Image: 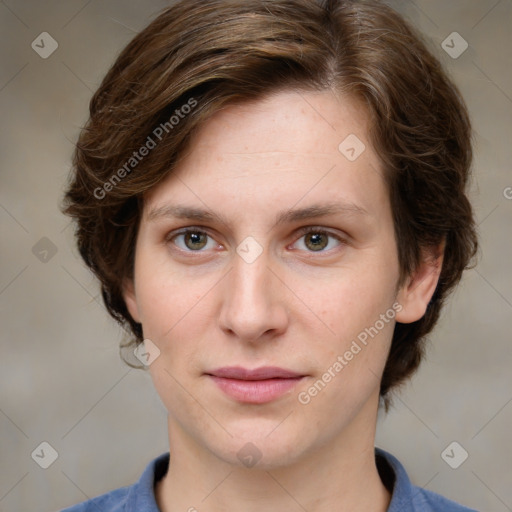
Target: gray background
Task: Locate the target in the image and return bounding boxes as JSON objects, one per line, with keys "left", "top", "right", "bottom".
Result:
{"left": 0, "top": 1, "right": 511, "bottom": 511}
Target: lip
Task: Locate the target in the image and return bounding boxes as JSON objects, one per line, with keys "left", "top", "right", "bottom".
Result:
{"left": 208, "top": 366, "right": 303, "bottom": 380}
{"left": 207, "top": 366, "right": 305, "bottom": 404}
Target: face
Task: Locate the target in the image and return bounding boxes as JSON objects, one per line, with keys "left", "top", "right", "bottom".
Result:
{"left": 124, "top": 90, "right": 435, "bottom": 469}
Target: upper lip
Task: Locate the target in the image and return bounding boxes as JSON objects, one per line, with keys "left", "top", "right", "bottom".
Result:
{"left": 207, "top": 366, "right": 304, "bottom": 380}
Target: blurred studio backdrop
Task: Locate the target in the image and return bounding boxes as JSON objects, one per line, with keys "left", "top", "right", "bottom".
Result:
{"left": 1, "top": 1, "right": 511, "bottom": 511}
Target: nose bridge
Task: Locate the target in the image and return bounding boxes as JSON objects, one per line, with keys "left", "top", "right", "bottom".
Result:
{"left": 232, "top": 251, "right": 269, "bottom": 304}
{"left": 219, "top": 247, "right": 287, "bottom": 340}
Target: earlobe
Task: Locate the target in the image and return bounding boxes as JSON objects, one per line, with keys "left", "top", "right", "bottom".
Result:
{"left": 395, "top": 243, "right": 444, "bottom": 324}
{"left": 122, "top": 278, "right": 141, "bottom": 324}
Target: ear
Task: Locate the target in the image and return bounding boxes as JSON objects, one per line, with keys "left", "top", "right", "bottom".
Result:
{"left": 122, "top": 278, "right": 141, "bottom": 324}
{"left": 395, "top": 242, "right": 445, "bottom": 324}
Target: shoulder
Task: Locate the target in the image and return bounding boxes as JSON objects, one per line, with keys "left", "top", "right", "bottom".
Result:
{"left": 376, "top": 448, "right": 479, "bottom": 512}
{"left": 59, "top": 453, "right": 170, "bottom": 512}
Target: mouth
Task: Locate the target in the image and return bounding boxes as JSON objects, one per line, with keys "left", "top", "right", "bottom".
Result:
{"left": 206, "top": 366, "right": 306, "bottom": 404}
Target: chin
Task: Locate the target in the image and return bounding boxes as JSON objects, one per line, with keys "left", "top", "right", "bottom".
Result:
{"left": 210, "top": 424, "right": 309, "bottom": 470}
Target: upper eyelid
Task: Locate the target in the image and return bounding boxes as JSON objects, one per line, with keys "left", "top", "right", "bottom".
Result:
{"left": 294, "top": 225, "right": 347, "bottom": 240}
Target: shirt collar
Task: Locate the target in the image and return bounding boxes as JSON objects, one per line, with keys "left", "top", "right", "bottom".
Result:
{"left": 125, "top": 448, "right": 414, "bottom": 511}
{"left": 125, "top": 452, "right": 169, "bottom": 512}
{"left": 375, "top": 447, "right": 416, "bottom": 511}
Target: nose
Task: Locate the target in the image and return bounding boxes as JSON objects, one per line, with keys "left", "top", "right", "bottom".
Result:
{"left": 218, "top": 249, "right": 289, "bottom": 343}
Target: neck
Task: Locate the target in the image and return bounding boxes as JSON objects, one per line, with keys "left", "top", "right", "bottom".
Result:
{"left": 156, "top": 397, "right": 390, "bottom": 512}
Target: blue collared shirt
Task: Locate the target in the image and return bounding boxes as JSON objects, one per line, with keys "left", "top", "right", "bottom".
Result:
{"left": 60, "top": 448, "right": 478, "bottom": 511}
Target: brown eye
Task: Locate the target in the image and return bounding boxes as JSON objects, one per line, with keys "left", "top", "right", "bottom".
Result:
{"left": 292, "top": 227, "right": 345, "bottom": 253}
{"left": 170, "top": 230, "right": 216, "bottom": 251}
{"left": 304, "top": 232, "right": 329, "bottom": 251}
{"left": 184, "top": 231, "right": 208, "bottom": 250}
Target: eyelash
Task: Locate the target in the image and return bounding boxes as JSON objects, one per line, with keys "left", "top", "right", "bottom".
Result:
{"left": 166, "top": 226, "right": 347, "bottom": 255}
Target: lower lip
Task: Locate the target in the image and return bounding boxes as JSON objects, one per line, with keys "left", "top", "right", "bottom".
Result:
{"left": 209, "top": 376, "right": 304, "bottom": 404}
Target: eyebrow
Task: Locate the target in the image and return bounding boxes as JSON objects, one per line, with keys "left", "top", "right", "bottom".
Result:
{"left": 147, "top": 201, "right": 369, "bottom": 227}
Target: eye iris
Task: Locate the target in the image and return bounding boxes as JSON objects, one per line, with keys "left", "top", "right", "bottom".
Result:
{"left": 305, "top": 232, "right": 328, "bottom": 251}
{"left": 185, "top": 232, "right": 207, "bottom": 250}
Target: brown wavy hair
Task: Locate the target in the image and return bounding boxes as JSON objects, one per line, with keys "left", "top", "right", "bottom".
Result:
{"left": 62, "top": 0, "right": 478, "bottom": 407}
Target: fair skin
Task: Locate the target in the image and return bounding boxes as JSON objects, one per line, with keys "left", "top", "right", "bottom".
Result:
{"left": 124, "top": 89, "right": 442, "bottom": 512}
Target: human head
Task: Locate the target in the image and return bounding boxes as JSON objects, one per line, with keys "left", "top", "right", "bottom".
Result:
{"left": 63, "top": 0, "right": 477, "bottom": 408}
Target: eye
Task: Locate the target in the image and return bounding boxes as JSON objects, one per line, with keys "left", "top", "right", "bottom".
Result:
{"left": 169, "top": 229, "right": 219, "bottom": 252}
{"left": 292, "top": 227, "right": 345, "bottom": 253}
{"left": 167, "top": 226, "right": 346, "bottom": 255}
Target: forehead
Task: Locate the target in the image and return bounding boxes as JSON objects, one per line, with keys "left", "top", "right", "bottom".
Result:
{"left": 144, "top": 89, "right": 388, "bottom": 222}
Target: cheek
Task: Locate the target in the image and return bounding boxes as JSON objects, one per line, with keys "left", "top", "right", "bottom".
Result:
{"left": 134, "top": 251, "right": 213, "bottom": 341}
{"left": 328, "top": 274, "right": 397, "bottom": 380}
{"left": 293, "top": 264, "right": 398, "bottom": 342}
{"left": 290, "top": 261, "right": 398, "bottom": 404}
{"left": 134, "top": 266, "right": 224, "bottom": 414}
{"left": 296, "top": 292, "right": 394, "bottom": 434}
{"left": 149, "top": 355, "right": 215, "bottom": 437}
